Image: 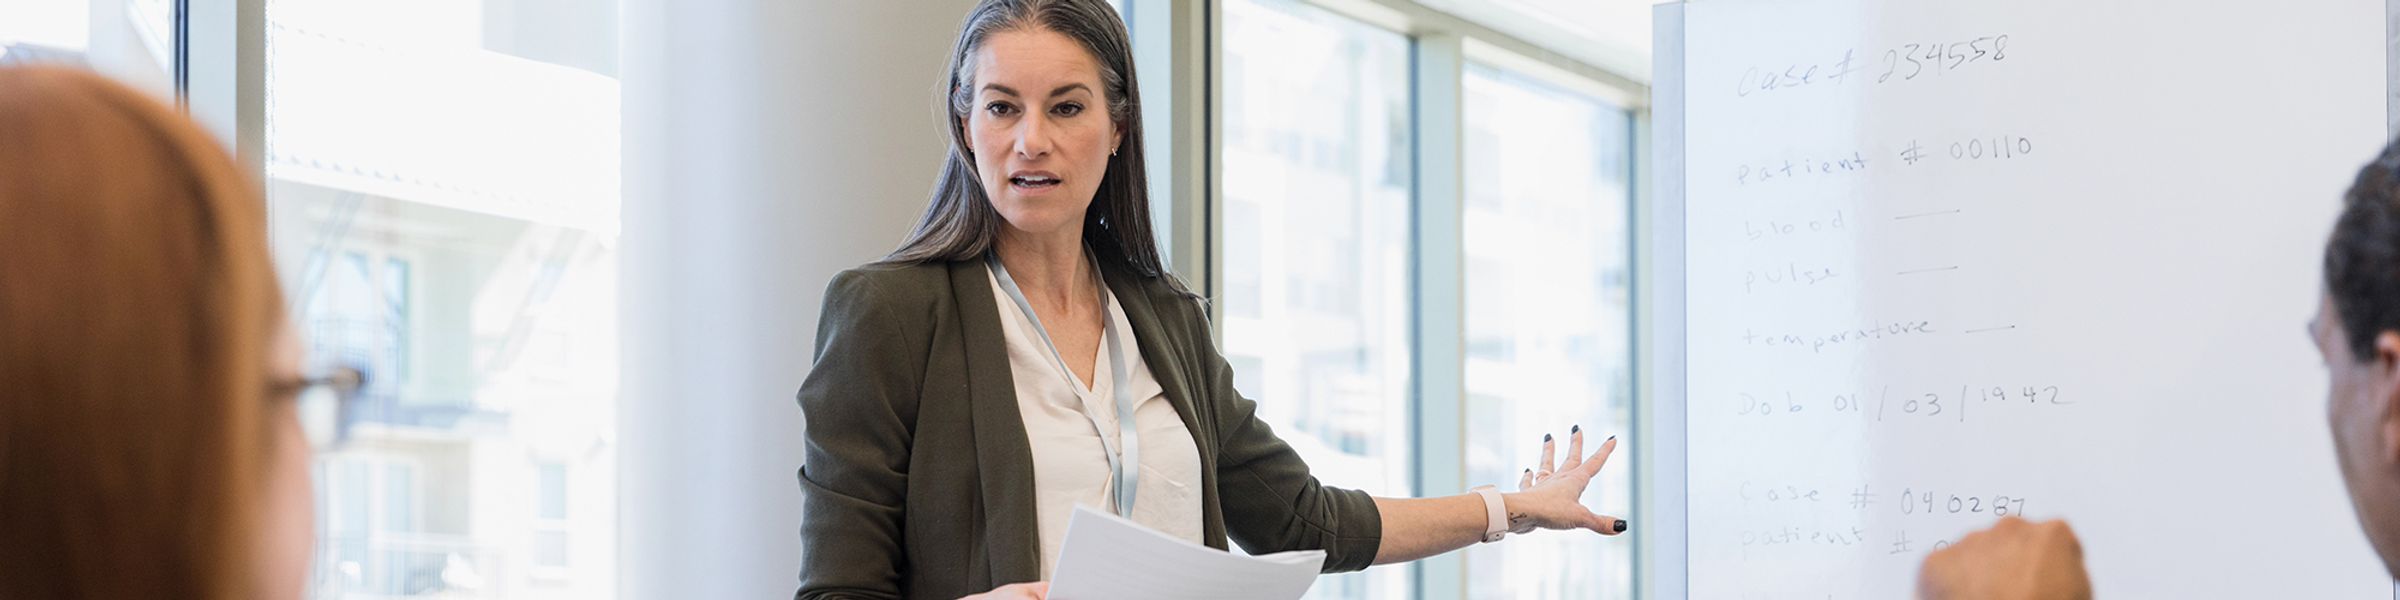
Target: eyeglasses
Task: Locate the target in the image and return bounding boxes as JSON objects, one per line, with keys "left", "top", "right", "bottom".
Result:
{"left": 287, "top": 366, "right": 367, "bottom": 451}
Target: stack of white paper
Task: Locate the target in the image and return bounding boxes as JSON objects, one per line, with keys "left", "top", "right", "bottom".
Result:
{"left": 1047, "top": 505, "right": 1326, "bottom": 600}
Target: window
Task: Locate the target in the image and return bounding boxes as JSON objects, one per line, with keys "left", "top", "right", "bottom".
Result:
{"left": 1221, "top": 0, "right": 1414, "bottom": 598}
{"left": 0, "top": 0, "right": 174, "bottom": 95}
{"left": 0, "top": 1, "right": 90, "bottom": 56}
{"left": 264, "top": 0, "right": 621, "bottom": 597}
{"left": 320, "top": 457, "right": 436, "bottom": 597}
{"left": 533, "top": 462, "right": 570, "bottom": 570}
{"left": 304, "top": 250, "right": 413, "bottom": 403}
{"left": 1458, "top": 63, "right": 1635, "bottom": 599}
{"left": 537, "top": 462, "right": 569, "bottom": 520}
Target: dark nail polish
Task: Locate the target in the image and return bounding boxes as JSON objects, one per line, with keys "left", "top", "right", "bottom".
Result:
{"left": 1571, "top": 424, "right": 1581, "bottom": 434}
{"left": 1614, "top": 520, "right": 1630, "bottom": 533}
{"left": 1607, "top": 435, "right": 1617, "bottom": 442}
{"left": 1543, "top": 434, "right": 1553, "bottom": 442}
{"left": 1524, "top": 468, "right": 1532, "bottom": 474}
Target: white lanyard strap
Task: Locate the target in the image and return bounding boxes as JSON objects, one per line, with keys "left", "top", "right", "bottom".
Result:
{"left": 988, "top": 252, "right": 1140, "bottom": 517}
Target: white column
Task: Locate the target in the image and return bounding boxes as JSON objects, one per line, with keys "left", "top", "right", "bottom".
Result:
{"left": 618, "top": 1, "right": 978, "bottom": 598}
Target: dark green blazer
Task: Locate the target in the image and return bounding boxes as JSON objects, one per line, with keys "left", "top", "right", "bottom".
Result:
{"left": 793, "top": 259, "right": 1384, "bottom": 600}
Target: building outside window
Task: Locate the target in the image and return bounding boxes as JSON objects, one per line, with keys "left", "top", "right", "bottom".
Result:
{"left": 1221, "top": 0, "right": 1415, "bottom": 597}
{"left": 1458, "top": 62, "right": 1636, "bottom": 600}
{"left": 262, "top": 0, "right": 622, "bottom": 597}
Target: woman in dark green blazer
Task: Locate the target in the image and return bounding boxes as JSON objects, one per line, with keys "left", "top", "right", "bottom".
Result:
{"left": 795, "top": 2, "right": 1626, "bottom": 598}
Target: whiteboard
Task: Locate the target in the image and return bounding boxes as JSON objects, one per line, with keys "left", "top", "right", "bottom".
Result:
{"left": 1670, "top": 0, "right": 2396, "bottom": 597}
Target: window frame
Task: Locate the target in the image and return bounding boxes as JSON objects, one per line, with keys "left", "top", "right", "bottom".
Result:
{"left": 180, "top": 0, "right": 263, "bottom": 173}
{"left": 1194, "top": 2, "right": 1649, "bottom": 599}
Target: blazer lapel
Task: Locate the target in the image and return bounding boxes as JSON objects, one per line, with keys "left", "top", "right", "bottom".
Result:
{"left": 1100, "top": 264, "right": 1229, "bottom": 550}
{"left": 948, "top": 261, "right": 1043, "bottom": 583}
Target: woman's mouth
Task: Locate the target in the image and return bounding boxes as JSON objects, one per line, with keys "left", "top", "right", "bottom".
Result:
{"left": 1009, "top": 171, "right": 1062, "bottom": 192}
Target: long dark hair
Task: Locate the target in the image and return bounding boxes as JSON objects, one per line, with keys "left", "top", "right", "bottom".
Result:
{"left": 882, "top": 0, "right": 1194, "bottom": 299}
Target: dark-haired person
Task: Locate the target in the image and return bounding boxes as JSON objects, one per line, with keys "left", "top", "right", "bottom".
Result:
{"left": 0, "top": 67, "right": 357, "bottom": 600}
{"left": 1915, "top": 138, "right": 2400, "bottom": 598}
{"left": 792, "top": 1, "right": 1628, "bottom": 599}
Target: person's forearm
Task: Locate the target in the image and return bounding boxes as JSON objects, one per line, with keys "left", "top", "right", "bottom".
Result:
{"left": 1371, "top": 494, "right": 1507, "bottom": 564}
{"left": 1371, "top": 432, "right": 1625, "bottom": 565}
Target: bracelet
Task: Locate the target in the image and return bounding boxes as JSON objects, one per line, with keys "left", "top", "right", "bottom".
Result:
{"left": 1469, "top": 485, "right": 1508, "bottom": 543}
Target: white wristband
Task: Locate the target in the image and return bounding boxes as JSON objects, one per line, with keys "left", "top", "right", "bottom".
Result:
{"left": 1470, "top": 485, "right": 1508, "bottom": 543}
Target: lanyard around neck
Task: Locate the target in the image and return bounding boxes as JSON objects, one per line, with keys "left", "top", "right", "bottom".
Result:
{"left": 987, "top": 252, "right": 1140, "bottom": 517}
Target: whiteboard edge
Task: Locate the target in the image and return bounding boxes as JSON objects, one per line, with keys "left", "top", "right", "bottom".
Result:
{"left": 2388, "top": 0, "right": 2399, "bottom": 139}
{"left": 1636, "top": 3, "right": 1690, "bottom": 599}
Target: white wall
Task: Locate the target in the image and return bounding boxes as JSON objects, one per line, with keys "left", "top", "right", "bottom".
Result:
{"left": 617, "top": 1, "right": 978, "bottom": 597}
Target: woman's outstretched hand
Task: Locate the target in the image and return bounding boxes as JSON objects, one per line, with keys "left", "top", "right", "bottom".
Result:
{"left": 1507, "top": 428, "right": 1627, "bottom": 536}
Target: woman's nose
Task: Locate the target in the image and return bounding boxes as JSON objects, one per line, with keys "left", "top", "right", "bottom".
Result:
{"left": 1013, "top": 116, "right": 1052, "bottom": 158}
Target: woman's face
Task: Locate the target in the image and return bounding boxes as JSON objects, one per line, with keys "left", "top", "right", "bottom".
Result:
{"left": 964, "top": 28, "right": 1121, "bottom": 239}
{"left": 259, "top": 325, "right": 314, "bottom": 600}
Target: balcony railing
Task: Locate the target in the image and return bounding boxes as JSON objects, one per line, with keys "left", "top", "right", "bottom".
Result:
{"left": 312, "top": 533, "right": 502, "bottom": 599}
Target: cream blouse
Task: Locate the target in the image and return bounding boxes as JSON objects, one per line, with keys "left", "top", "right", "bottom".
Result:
{"left": 985, "top": 266, "right": 1205, "bottom": 579}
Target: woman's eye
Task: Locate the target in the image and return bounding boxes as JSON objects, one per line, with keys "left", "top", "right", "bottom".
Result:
{"left": 1052, "top": 103, "right": 1083, "bottom": 117}
{"left": 985, "top": 102, "right": 1016, "bottom": 117}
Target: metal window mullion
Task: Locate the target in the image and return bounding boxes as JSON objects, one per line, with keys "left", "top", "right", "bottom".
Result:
{"left": 1200, "top": 0, "right": 1224, "bottom": 335}
{"left": 182, "top": 0, "right": 265, "bottom": 178}
{"left": 1410, "top": 30, "right": 1466, "bottom": 600}
{"left": 1132, "top": 0, "right": 1214, "bottom": 301}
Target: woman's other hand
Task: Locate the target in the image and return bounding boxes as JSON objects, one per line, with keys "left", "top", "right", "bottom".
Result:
{"left": 1507, "top": 428, "right": 1626, "bottom": 536}
{"left": 960, "top": 582, "right": 1048, "bottom": 600}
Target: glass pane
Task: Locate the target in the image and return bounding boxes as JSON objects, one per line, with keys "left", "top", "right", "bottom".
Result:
{"left": 265, "top": 0, "right": 621, "bottom": 598}
{"left": 383, "top": 463, "right": 418, "bottom": 533}
{"left": 1460, "top": 64, "right": 1635, "bottom": 599}
{"left": 0, "top": 0, "right": 174, "bottom": 95}
{"left": 385, "top": 258, "right": 413, "bottom": 381}
{"left": 0, "top": 0, "right": 89, "bottom": 52}
{"left": 333, "top": 459, "right": 372, "bottom": 535}
{"left": 1221, "top": 1, "right": 1412, "bottom": 598}
{"left": 537, "top": 463, "right": 568, "bottom": 520}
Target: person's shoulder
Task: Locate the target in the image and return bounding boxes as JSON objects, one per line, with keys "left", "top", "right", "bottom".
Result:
{"left": 822, "top": 260, "right": 962, "bottom": 313}
{"left": 1141, "top": 278, "right": 1207, "bottom": 320}
{"left": 830, "top": 260, "right": 949, "bottom": 290}
{"left": 1108, "top": 264, "right": 1210, "bottom": 330}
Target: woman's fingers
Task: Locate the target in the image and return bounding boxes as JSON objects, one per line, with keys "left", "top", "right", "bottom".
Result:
{"left": 1560, "top": 426, "right": 1585, "bottom": 473}
{"left": 1585, "top": 511, "right": 1628, "bottom": 536}
{"left": 1518, "top": 468, "right": 1535, "bottom": 491}
{"left": 1581, "top": 435, "right": 1618, "bottom": 477}
{"left": 1537, "top": 433, "right": 1557, "bottom": 479}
